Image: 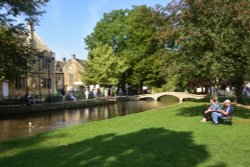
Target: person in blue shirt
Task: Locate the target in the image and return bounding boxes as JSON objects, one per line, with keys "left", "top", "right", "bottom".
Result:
{"left": 201, "top": 97, "right": 220, "bottom": 122}
{"left": 212, "top": 99, "right": 233, "bottom": 125}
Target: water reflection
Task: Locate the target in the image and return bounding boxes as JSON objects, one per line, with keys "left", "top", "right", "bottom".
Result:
{"left": 0, "top": 100, "right": 177, "bottom": 141}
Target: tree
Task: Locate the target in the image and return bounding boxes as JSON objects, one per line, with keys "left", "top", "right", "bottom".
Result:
{"left": 124, "top": 5, "right": 163, "bottom": 92}
{"left": 0, "top": 0, "right": 49, "bottom": 25}
{"left": 85, "top": 9, "right": 129, "bottom": 54}
{"left": 85, "top": 6, "right": 165, "bottom": 93}
{"left": 157, "top": 0, "right": 250, "bottom": 102}
{"left": 0, "top": 0, "right": 49, "bottom": 79}
{"left": 0, "top": 25, "right": 36, "bottom": 79}
{"left": 83, "top": 43, "right": 128, "bottom": 86}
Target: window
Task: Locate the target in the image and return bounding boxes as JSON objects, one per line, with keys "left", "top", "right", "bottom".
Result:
{"left": 56, "top": 64, "right": 62, "bottom": 72}
{"left": 42, "top": 59, "right": 48, "bottom": 69}
{"left": 69, "top": 74, "right": 73, "bottom": 83}
{"left": 15, "top": 78, "right": 26, "bottom": 89}
{"left": 41, "top": 78, "right": 48, "bottom": 88}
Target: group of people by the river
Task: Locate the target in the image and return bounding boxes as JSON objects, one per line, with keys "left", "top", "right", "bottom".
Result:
{"left": 23, "top": 86, "right": 127, "bottom": 105}
{"left": 200, "top": 97, "right": 234, "bottom": 125}
{"left": 60, "top": 86, "right": 126, "bottom": 103}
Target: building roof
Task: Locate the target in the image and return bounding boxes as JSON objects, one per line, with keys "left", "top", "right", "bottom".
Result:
{"left": 55, "top": 61, "right": 64, "bottom": 70}
{"left": 67, "top": 54, "right": 85, "bottom": 66}
{"left": 33, "top": 32, "right": 52, "bottom": 53}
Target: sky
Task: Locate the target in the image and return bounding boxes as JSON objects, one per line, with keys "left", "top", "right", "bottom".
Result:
{"left": 35, "top": 0, "right": 170, "bottom": 61}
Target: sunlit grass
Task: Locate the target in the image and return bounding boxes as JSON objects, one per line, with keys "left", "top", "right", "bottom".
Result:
{"left": 0, "top": 102, "right": 250, "bottom": 167}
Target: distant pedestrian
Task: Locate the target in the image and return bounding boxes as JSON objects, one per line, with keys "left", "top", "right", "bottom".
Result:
{"left": 26, "top": 93, "right": 34, "bottom": 106}
{"left": 97, "top": 88, "right": 101, "bottom": 97}
{"left": 61, "top": 87, "right": 65, "bottom": 102}
{"left": 93, "top": 88, "right": 97, "bottom": 98}
{"left": 225, "top": 86, "right": 230, "bottom": 95}
{"left": 243, "top": 87, "right": 248, "bottom": 97}
{"left": 104, "top": 88, "right": 108, "bottom": 98}
{"left": 85, "top": 89, "right": 89, "bottom": 99}
{"left": 118, "top": 88, "right": 123, "bottom": 96}
{"left": 70, "top": 93, "right": 77, "bottom": 102}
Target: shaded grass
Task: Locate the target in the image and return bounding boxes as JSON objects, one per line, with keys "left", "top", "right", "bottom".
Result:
{"left": 187, "top": 96, "right": 250, "bottom": 105}
{"left": 0, "top": 102, "right": 250, "bottom": 167}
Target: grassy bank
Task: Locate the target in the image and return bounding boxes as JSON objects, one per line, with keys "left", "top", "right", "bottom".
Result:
{"left": 0, "top": 102, "right": 250, "bottom": 167}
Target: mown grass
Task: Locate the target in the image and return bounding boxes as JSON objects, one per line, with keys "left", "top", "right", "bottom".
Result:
{"left": 0, "top": 102, "right": 250, "bottom": 167}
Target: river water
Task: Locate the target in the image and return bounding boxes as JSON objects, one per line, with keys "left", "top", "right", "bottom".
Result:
{"left": 0, "top": 97, "right": 178, "bottom": 142}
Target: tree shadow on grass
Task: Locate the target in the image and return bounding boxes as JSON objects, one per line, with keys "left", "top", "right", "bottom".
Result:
{"left": 0, "top": 128, "right": 209, "bottom": 167}
{"left": 232, "top": 106, "right": 250, "bottom": 119}
{"left": 176, "top": 104, "right": 208, "bottom": 117}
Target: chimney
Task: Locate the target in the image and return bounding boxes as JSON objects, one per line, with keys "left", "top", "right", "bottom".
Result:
{"left": 28, "top": 22, "right": 34, "bottom": 43}
{"left": 71, "top": 54, "right": 76, "bottom": 59}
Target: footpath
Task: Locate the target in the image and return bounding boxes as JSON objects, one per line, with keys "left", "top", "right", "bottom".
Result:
{"left": 0, "top": 99, "right": 115, "bottom": 116}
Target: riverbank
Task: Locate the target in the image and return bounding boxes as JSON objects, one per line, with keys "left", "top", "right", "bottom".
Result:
{"left": 0, "top": 99, "right": 116, "bottom": 116}
{"left": 0, "top": 102, "right": 250, "bottom": 167}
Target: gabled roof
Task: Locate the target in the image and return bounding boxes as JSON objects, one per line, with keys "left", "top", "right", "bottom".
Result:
{"left": 33, "top": 32, "right": 52, "bottom": 53}
{"left": 55, "top": 61, "right": 64, "bottom": 68}
{"left": 75, "top": 58, "right": 85, "bottom": 65}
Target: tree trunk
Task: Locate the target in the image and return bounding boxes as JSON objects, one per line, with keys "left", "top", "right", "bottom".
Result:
{"left": 235, "top": 82, "right": 243, "bottom": 104}
{"left": 205, "top": 87, "right": 209, "bottom": 94}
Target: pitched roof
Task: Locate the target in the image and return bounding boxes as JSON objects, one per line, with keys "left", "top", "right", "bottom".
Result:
{"left": 33, "top": 32, "right": 52, "bottom": 53}
{"left": 55, "top": 61, "right": 64, "bottom": 68}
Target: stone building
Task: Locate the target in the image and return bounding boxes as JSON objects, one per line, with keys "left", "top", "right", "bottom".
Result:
{"left": 63, "top": 54, "right": 85, "bottom": 92}
{"left": 55, "top": 60, "right": 65, "bottom": 93}
{"left": 0, "top": 30, "right": 56, "bottom": 99}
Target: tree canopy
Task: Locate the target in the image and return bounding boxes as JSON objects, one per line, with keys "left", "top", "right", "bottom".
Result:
{"left": 84, "top": 0, "right": 250, "bottom": 101}
{"left": 84, "top": 5, "right": 166, "bottom": 92}
{"left": 83, "top": 43, "right": 128, "bottom": 86}
{"left": 0, "top": 0, "right": 49, "bottom": 79}
{"left": 158, "top": 0, "right": 250, "bottom": 101}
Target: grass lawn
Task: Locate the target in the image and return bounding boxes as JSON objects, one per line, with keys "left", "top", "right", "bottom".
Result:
{"left": 0, "top": 102, "right": 250, "bottom": 167}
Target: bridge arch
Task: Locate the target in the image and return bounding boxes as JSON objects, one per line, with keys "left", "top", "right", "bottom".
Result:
{"left": 138, "top": 94, "right": 183, "bottom": 103}
{"left": 139, "top": 97, "right": 156, "bottom": 101}
{"left": 137, "top": 92, "right": 205, "bottom": 103}
{"left": 154, "top": 94, "right": 181, "bottom": 102}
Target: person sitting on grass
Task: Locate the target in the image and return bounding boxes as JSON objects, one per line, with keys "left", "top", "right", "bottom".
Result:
{"left": 200, "top": 97, "right": 220, "bottom": 122}
{"left": 211, "top": 99, "right": 233, "bottom": 125}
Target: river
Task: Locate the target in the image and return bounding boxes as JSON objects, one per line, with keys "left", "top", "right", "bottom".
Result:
{"left": 0, "top": 97, "right": 178, "bottom": 142}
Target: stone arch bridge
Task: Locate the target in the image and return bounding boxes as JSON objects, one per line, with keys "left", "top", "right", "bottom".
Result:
{"left": 137, "top": 92, "right": 206, "bottom": 103}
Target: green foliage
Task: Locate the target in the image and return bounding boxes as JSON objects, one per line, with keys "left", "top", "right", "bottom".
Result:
{"left": 0, "top": 0, "right": 49, "bottom": 79}
{"left": 0, "top": 0, "right": 49, "bottom": 25}
{"left": 0, "top": 25, "right": 36, "bottom": 79}
{"left": 156, "top": 0, "right": 250, "bottom": 101}
{"left": 162, "top": 76, "right": 178, "bottom": 91}
{"left": 125, "top": 6, "right": 159, "bottom": 60}
{"left": 124, "top": 6, "right": 164, "bottom": 90}
{"left": 84, "top": 0, "right": 250, "bottom": 98}
{"left": 85, "top": 9, "right": 129, "bottom": 53}
{"left": 83, "top": 43, "right": 128, "bottom": 86}
{"left": 85, "top": 5, "right": 166, "bottom": 91}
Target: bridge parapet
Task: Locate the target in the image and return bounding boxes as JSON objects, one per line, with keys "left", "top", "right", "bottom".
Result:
{"left": 137, "top": 92, "right": 206, "bottom": 103}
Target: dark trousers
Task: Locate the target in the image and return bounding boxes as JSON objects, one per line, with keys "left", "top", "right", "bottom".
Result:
{"left": 203, "top": 112, "right": 212, "bottom": 120}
